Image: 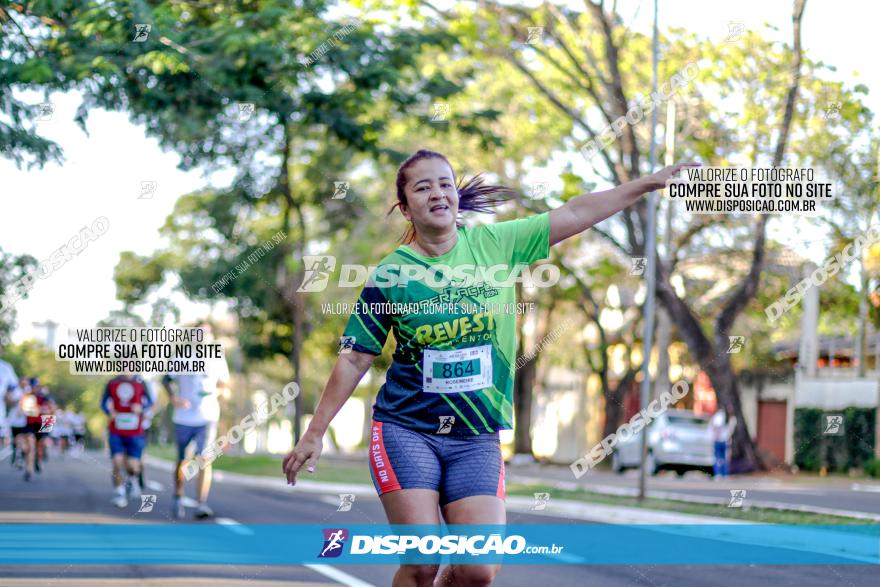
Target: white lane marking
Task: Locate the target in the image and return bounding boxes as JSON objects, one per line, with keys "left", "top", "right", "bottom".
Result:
{"left": 303, "top": 564, "right": 378, "bottom": 587}
{"left": 215, "top": 517, "right": 255, "bottom": 535}
{"left": 851, "top": 483, "right": 880, "bottom": 493}
{"left": 145, "top": 480, "right": 164, "bottom": 492}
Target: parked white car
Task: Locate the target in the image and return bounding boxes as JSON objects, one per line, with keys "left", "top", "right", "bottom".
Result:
{"left": 611, "top": 410, "right": 715, "bottom": 476}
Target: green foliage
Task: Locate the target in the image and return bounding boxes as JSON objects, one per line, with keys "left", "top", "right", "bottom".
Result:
{"left": 0, "top": 247, "right": 38, "bottom": 345}
{"left": 794, "top": 407, "right": 876, "bottom": 472}
{"left": 114, "top": 251, "right": 167, "bottom": 306}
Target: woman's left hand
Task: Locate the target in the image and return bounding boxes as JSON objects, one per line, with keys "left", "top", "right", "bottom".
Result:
{"left": 642, "top": 161, "right": 701, "bottom": 192}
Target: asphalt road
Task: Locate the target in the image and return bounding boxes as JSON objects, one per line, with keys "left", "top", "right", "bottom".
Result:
{"left": 1, "top": 449, "right": 877, "bottom": 586}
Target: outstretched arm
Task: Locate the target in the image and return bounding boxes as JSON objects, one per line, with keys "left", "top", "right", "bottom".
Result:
{"left": 548, "top": 162, "right": 700, "bottom": 247}
{"left": 282, "top": 349, "right": 376, "bottom": 485}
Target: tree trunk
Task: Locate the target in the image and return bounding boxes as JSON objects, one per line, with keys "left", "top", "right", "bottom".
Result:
{"left": 602, "top": 369, "right": 636, "bottom": 438}
{"left": 513, "top": 351, "right": 536, "bottom": 455}
{"left": 705, "top": 351, "right": 762, "bottom": 472}
{"left": 857, "top": 257, "right": 868, "bottom": 377}
{"left": 654, "top": 266, "right": 763, "bottom": 472}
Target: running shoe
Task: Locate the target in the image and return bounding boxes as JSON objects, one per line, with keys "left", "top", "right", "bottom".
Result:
{"left": 194, "top": 503, "right": 214, "bottom": 519}
{"left": 128, "top": 480, "right": 143, "bottom": 499}
{"left": 172, "top": 496, "right": 186, "bottom": 519}
{"left": 112, "top": 488, "right": 128, "bottom": 508}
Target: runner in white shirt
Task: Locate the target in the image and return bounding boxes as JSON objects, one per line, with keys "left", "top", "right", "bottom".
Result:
{"left": 161, "top": 324, "right": 230, "bottom": 519}
{"left": 0, "top": 359, "right": 18, "bottom": 449}
{"left": 68, "top": 411, "right": 86, "bottom": 452}
{"left": 6, "top": 377, "right": 28, "bottom": 469}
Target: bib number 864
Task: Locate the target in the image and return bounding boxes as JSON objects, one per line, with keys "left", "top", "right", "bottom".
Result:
{"left": 439, "top": 359, "right": 478, "bottom": 379}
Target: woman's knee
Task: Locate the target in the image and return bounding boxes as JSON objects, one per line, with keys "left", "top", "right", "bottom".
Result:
{"left": 398, "top": 563, "right": 439, "bottom": 587}
{"left": 450, "top": 563, "right": 500, "bottom": 586}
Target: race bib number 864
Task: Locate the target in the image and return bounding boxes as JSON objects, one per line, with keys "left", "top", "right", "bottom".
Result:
{"left": 422, "top": 345, "right": 492, "bottom": 393}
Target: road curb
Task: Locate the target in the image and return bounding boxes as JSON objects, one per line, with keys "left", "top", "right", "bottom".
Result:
{"left": 510, "top": 474, "right": 880, "bottom": 522}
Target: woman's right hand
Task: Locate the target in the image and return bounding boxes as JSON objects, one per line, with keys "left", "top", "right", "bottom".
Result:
{"left": 282, "top": 432, "right": 323, "bottom": 486}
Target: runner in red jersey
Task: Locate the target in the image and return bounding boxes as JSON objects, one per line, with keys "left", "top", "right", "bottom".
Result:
{"left": 102, "top": 373, "right": 153, "bottom": 508}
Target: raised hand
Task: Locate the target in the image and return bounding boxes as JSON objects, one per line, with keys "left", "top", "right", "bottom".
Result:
{"left": 642, "top": 161, "right": 701, "bottom": 192}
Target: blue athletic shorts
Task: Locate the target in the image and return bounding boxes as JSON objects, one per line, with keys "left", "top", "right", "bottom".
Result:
{"left": 108, "top": 432, "right": 145, "bottom": 459}
{"left": 368, "top": 420, "right": 506, "bottom": 507}
{"left": 174, "top": 423, "right": 217, "bottom": 461}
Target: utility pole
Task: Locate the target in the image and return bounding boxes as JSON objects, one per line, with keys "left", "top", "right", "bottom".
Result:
{"left": 654, "top": 100, "right": 677, "bottom": 402}
{"left": 637, "top": 0, "right": 660, "bottom": 501}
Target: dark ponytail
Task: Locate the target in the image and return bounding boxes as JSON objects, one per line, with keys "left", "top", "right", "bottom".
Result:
{"left": 387, "top": 149, "right": 513, "bottom": 244}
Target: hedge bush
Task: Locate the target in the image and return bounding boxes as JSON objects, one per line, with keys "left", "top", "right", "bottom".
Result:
{"left": 793, "top": 407, "right": 875, "bottom": 472}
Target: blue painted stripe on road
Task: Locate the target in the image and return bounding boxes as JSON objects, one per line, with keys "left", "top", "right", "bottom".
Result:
{"left": 0, "top": 524, "right": 876, "bottom": 565}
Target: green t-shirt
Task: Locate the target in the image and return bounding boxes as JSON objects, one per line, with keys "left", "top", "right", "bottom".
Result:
{"left": 342, "top": 212, "right": 551, "bottom": 435}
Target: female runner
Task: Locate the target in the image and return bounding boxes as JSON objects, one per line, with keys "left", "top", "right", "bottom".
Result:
{"left": 284, "top": 149, "right": 697, "bottom": 586}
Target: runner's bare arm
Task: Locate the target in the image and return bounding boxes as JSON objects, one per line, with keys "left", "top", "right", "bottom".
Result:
{"left": 283, "top": 349, "right": 376, "bottom": 484}
{"left": 548, "top": 162, "right": 700, "bottom": 246}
